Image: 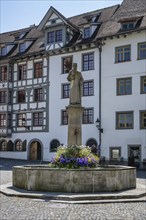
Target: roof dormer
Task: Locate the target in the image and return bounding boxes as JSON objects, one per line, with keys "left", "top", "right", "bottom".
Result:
{"left": 37, "top": 6, "right": 80, "bottom": 51}
{"left": 0, "top": 43, "right": 16, "bottom": 57}
{"left": 118, "top": 16, "right": 143, "bottom": 31}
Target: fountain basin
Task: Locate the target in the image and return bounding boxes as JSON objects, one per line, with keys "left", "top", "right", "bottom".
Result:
{"left": 13, "top": 165, "right": 136, "bottom": 193}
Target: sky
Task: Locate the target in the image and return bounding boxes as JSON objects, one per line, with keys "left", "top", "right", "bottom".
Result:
{"left": 0, "top": 0, "right": 122, "bottom": 33}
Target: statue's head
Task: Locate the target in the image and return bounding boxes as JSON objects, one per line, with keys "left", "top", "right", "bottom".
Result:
{"left": 73, "top": 63, "right": 77, "bottom": 70}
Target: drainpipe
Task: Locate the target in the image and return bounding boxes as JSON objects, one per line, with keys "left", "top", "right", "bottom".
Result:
{"left": 97, "top": 40, "right": 103, "bottom": 157}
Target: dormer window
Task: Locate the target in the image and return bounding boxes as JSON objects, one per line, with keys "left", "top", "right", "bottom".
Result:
{"left": 122, "top": 22, "right": 135, "bottom": 30}
{"left": 19, "top": 43, "right": 26, "bottom": 53}
{"left": 15, "top": 32, "right": 27, "bottom": 40}
{"left": 47, "top": 29, "right": 62, "bottom": 44}
{"left": 1, "top": 47, "right": 7, "bottom": 56}
{"left": 84, "top": 27, "right": 90, "bottom": 38}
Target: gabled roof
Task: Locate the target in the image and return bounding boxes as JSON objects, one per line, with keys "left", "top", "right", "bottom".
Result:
{"left": 37, "top": 6, "right": 80, "bottom": 33}
{"left": 97, "top": 0, "right": 146, "bottom": 38}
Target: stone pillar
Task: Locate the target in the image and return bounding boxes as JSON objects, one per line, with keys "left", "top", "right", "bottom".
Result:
{"left": 66, "top": 105, "right": 84, "bottom": 146}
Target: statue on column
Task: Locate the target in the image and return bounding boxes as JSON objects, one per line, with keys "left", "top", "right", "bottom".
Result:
{"left": 67, "top": 63, "right": 83, "bottom": 105}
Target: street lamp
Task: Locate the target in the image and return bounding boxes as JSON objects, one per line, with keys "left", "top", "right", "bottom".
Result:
{"left": 95, "top": 118, "right": 103, "bottom": 133}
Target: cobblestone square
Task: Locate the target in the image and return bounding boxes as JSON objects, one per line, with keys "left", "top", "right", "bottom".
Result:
{"left": 0, "top": 159, "right": 146, "bottom": 220}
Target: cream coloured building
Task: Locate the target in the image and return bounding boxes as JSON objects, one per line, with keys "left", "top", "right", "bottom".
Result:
{"left": 0, "top": 0, "right": 146, "bottom": 167}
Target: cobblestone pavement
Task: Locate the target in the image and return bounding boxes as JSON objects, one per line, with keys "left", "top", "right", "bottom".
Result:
{"left": 0, "top": 158, "right": 146, "bottom": 220}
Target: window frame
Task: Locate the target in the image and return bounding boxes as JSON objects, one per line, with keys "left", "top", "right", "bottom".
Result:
{"left": 83, "top": 108, "right": 94, "bottom": 124}
{"left": 33, "top": 112, "right": 43, "bottom": 126}
{"left": 110, "top": 147, "right": 121, "bottom": 160}
{"left": 0, "top": 114, "right": 6, "bottom": 127}
{"left": 138, "top": 42, "right": 146, "bottom": 60}
{"left": 15, "top": 140, "right": 23, "bottom": 151}
{"left": 83, "top": 80, "right": 94, "bottom": 96}
{"left": 140, "top": 110, "right": 146, "bottom": 129}
{"left": 116, "top": 111, "right": 134, "bottom": 129}
{"left": 34, "top": 62, "right": 43, "bottom": 78}
{"left": 117, "top": 77, "right": 132, "bottom": 95}
{"left": 0, "top": 66, "right": 7, "bottom": 81}
{"left": 84, "top": 27, "right": 91, "bottom": 38}
{"left": 19, "top": 42, "right": 26, "bottom": 53}
{"left": 82, "top": 52, "right": 94, "bottom": 71}
{"left": 17, "top": 113, "right": 26, "bottom": 127}
{"left": 140, "top": 76, "right": 146, "bottom": 94}
{"left": 18, "top": 64, "right": 27, "bottom": 80}
{"left": 34, "top": 88, "right": 43, "bottom": 102}
{"left": 62, "top": 56, "right": 73, "bottom": 74}
{"left": 61, "top": 110, "right": 68, "bottom": 125}
{"left": 1, "top": 140, "right": 7, "bottom": 151}
{"left": 17, "top": 90, "right": 25, "bottom": 103}
{"left": 47, "top": 29, "right": 63, "bottom": 44}
{"left": 0, "top": 91, "right": 7, "bottom": 103}
{"left": 62, "top": 83, "right": 70, "bottom": 99}
{"left": 115, "top": 45, "right": 131, "bottom": 63}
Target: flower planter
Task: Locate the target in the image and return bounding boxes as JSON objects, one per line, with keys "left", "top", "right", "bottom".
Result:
{"left": 13, "top": 165, "right": 136, "bottom": 192}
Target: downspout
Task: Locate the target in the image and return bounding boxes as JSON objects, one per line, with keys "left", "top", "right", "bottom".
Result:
{"left": 98, "top": 40, "right": 102, "bottom": 157}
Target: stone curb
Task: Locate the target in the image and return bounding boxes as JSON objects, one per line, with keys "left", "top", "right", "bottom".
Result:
{"left": 0, "top": 182, "right": 146, "bottom": 204}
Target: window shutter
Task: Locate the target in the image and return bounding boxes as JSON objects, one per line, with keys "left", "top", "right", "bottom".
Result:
{"left": 22, "top": 140, "right": 27, "bottom": 151}
{"left": 7, "top": 140, "right": 14, "bottom": 151}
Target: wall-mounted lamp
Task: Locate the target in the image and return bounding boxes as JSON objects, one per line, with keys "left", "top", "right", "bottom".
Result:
{"left": 95, "top": 118, "right": 103, "bottom": 133}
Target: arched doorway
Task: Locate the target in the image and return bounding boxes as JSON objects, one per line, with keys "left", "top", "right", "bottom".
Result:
{"left": 29, "top": 141, "right": 42, "bottom": 161}
{"left": 86, "top": 138, "right": 98, "bottom": 147}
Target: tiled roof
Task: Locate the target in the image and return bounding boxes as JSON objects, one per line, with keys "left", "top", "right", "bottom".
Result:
{"left": 0, "top": 0, "right": 146, "bottom": 60}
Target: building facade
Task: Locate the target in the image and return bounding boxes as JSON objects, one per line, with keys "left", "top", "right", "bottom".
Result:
{"left": 0, "top": 0, "right": 146, "bottom": 167}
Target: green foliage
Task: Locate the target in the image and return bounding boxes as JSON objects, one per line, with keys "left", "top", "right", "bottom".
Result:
{"left": 49, "top": 145, "right": 99, "bottom": 169}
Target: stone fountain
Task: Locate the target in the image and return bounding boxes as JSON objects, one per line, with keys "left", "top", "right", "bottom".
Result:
{"left": 12, "top": 63, "right": 136, "bottom": 193}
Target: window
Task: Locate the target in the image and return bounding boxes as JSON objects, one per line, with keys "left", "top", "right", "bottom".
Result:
{"left": 47, "top": 29, "right": 62, "bottom": 44}
{"left": 117, "top": 78, "right": 132, "bottom": 95}
{"left": 50, "top": 139, "right": 60, "bottom": 152}
{"left": 82, "top": 53, "right": 94, "bottom": 71}
{"left": 1, "top": 47, "right": 7, "bottom": 56}
{"left": 110, "top": 147, "right": 121, "bottom": 160}
{"left": 140, "top": 111, "right": 146, "bottom": 129}
{"left": 115, "top": 45, "right": 131, "bottom": 63}
{"left": 33, "top": 112, "right": 43, "bottom": 126}
{"left": 0, "top": 114, "right": 6, "bottom": 127}
{"left": 62, "top": 56, "right": 72, "bottom": 73}
{"left": 121, "top": 22, "right": 135, "bottom": 30}
{"left": 18, "top": 65, "right": 27, "bottom": 80}
{"left": 1, "top": 141, "right": 7, "bottom": 151}
{"left": 140, "top": 76, "right": 146, "bottom": 94}
{"left": 83, "top": 80, "right": 94, "bottom": 96}
{"left": 18, "top": 90, "right": 25, "bottom": 103}
{"left": 86, "top": 139, "right": 97, "bottom": 147}
{"left": 15, "top": 140, "right": 23, "bottom": 151}
{"left": 0, "top": 91, "right": 7, "bottom": 103}
{"left": 17, "top": 113, "right": 26, "bottom": 127}
{"left": 61, "top": 110, "right": 68, "bottom": 125}
{"left": 47, "top": 31, "right": 54, "bottom": 43}
{"left": 7, "top": 114, "right": 11, "bottom": 127}
{"left": 83, "top": 108, "right": 94, "bottom": 124}
{"left": 62, "top": 84, "right": 70, "bottom": 98}
{"left": 116, "top": 111, "right": 133, "bottom": 129}
{"left": 19, "top": 43, "right": 26, "bottom": 53}
{"left": 84, "top": 27, "right": 90, "bottom": 38}
{"left": 0, "top": 66, "right": 7, "bottom": 81}
{"left": 55, "top": 30, "right": 62, "bottom": 42}
{"left": 8, "top": 91, "right": 12, "bottom": 103}
{"left": 138, "top": 42, "right": 146, "bottom": 60}
{"left": 9, "top": 65, "right": 13, "bottom": 81}
{"left": 34, "top": 88, "right": 43, "bottom": 101}
{"left": 34, "top": 62, "right": 43, "bottom": 78}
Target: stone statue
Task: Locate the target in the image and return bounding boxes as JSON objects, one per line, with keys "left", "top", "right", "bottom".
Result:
{"left": 67, "top": 63, "right": 83, "bottom": 105}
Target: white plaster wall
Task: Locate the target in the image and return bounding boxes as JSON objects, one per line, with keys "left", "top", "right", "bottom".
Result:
{"left": 101, "top": 31, "right": 146, "bottom": 160}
